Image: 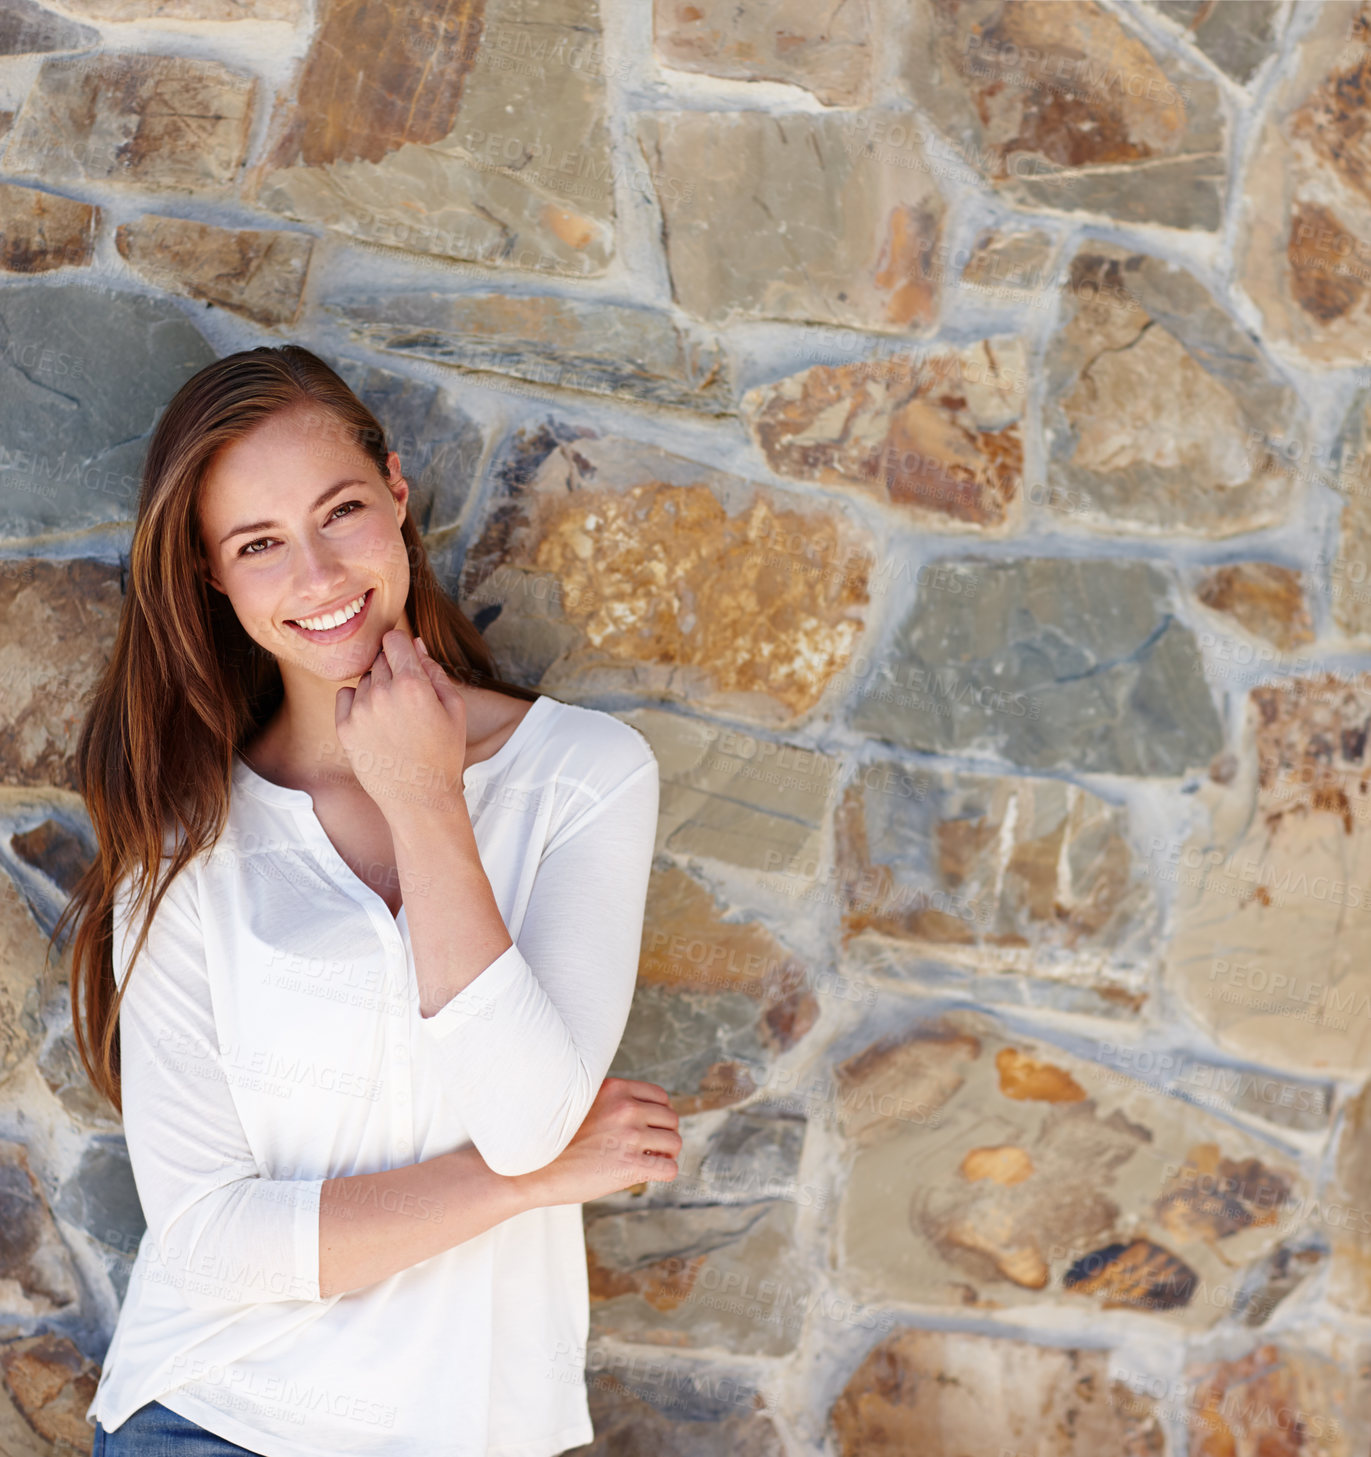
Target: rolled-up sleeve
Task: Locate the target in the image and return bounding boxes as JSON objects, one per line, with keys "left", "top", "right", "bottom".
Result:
{"left": 415, "top": 753, "right": 660, "bottom": 1178}
{"left": 114, "top": 863, "right": 327, "bottom": 1310}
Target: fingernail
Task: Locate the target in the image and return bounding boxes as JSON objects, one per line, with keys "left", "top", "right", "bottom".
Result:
{"left": 416, "top": 636, "right": 428, "bottom": 654}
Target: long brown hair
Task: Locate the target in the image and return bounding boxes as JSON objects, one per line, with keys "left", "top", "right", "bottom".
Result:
{"left": 51, "top": 344, "right": 541, "bottom": 1113}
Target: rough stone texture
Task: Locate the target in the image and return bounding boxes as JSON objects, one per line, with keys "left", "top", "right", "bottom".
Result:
{"left": 248, "top": 0, "right": 613, "bottom": 277}
{"left": 0, "top": 0, "right": 98, "bottom": 55}
{"left": 833, "top": 764, "right": 1161, "bottom": 1016}
{"left": 742, "top": 338, "right": 1026, "bottom": 529}
{"left": 0, "top": 873, "right": 49, "bottom": 1089}
{"left": 653, "top": 0, "right": 872, "bottom": 107}
{"left": 0, "top": 284, "right": 217, "bottom": 543}
{"left": 332, "top": 292, "right": 732, "bottom": 413}
{"left": 321, "top": 356, "right": 485, "bottom": 540}
{"left": 461, "top": 432, "right": 872, "bottom": 722}
{"left": 53, "top": 0, "right": 299, "bottom": 16}
{"left": 829, "top": 1328, "right": 1165, "bottom": 1455}
{"left": 0, "top": 563, "right": 124, "bottom": 789}
{"left": 585, "top": 1197, "right": 808, "bottom": 1354}
{"left": 0, "top": 1142, "right": 81, "bottom": 1320}
{"left": 1329, "top": 390, "right": 1371, "bottom": 641}
{"left": 620, "top": 708, "right": 837, "bottom": 875}
{"left": 1164, "top": 672, "right": 1371, "bottom": 1077}
{"left": 4, "top": 0, "right": 1371, "bottom": 1442}
{"left": 1326, "top": 1079, "right": 1371, "bottom": 1315}
{"left": 0, "top": 1334, "right": 100, "bottom": 1453}
{"left": 1182, "top": 1340, "right": 1371, "bottom": 1455}
{"left": 115, "top": 215, "right": 312, "bottom": 328}
{"left": 1045, "top": 244, "right": 1302, "bottom": 538}
{"left": 38, "top": 1030, "right": 119, "bottom": 1134}
{"left": 849, "top": 557, "right": 1224, "bottom": 777}
{"left": 833, "top": 1010, "right": 1315, "bottom": 1327}
{"left": 611, "top": 864, "right": 819, "bottom": 1114}
{"left": 0, "top": 184, "right": 96, "bottom": 275}
{"left": 903, "top": 0, "right": 1225, "bottom": 230}
{"left": 570, "top": 1367, "right": 785, "bottom": 1456}
{"left": 1194, "top": 563, "right": 1314, "bottom": 653}
{"left": 5, "top": 53, "right": 256, "bottom": 194}
{"left": 637, "top": 110, "right": 947, "bottom": 330}
{"left": 1236, "top": 1, "right": 1371, "bottom": 367}
{"left": 959, "top": 226, "right": 1058, "bottom": 299}
{"left": 55, "top": 1139, "right": 142, "bottom": 1262}
{"left": 1147, "top": 0, "right": 1282, "bottom": 85}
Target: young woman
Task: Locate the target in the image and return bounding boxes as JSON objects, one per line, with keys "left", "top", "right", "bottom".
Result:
{"left": 56, "top": 344, "right": 681, "bottom": 1456}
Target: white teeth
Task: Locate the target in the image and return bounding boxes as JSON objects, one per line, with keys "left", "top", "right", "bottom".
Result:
{"left": 295, "top": 591, "right": 367, "bottom": 632}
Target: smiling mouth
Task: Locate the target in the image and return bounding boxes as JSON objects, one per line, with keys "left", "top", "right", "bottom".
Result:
{"left": 286, "top": 587, "right": 374, "bottom": 638}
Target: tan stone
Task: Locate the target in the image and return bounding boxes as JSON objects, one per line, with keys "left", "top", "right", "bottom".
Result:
{"left": 1045, "top": 245, "right": 1302, "bottom": 537}
{"left": 830, "top": 1329, "right": 1165, "bottom": 1456}
{"left": 1164, "top": 672, "right": 1371, "bottom": 1076}
{"left": 586, "top": 1199, "right": 806, "bottom": 1355}
{"left": 619, "top": 708, "right": 838, "bottom": 875}
{"left": 0, "top": 561, "right": 124, "bottom": 790}
{"left": 6, "top": 54, "right": 255, "bottom": 194}
{"left": 53, "top": 0, "right": 299, "bottom": 16}
{"left": 653, "top": 0, "right": 872, "bottom": 106}
{"left": 637, "top": 110, "right": 946, "bottom": 330}
{"left": 1185, "top": 1341, "right": 1370, "bottom": 1457}
{"left": 0, "top": 183, "right": 95, "bottom": 274}
{"left": 835, "top": 1010, "right": 1313, "bottom": 1325}
{"left": 0, "top": 1143, "right": 81, "bottom": 1318}
{"left": 461, "top": 434, "right": 872, "bottom": 722}
{"left": 1326, "top": 1080, "right": 1371, "bottom": 1314}
{"left": 0, "top": 873, "right": 51, "bottom": 1089}
{"left": 248, "top": 0, "right": 613, "bottom": 277}
{"left": 959, "top": 226, "right": 1057, "bottom": 298}
{"left": 0, "top": 1334, "right": 100, "bottom": 1449}
{"left": 742, "top": 338, "right": 1026, "bottom": 529}
{"left": 903, "top": 0, "right": 1225, "bottom": 230}
{"left": 1194, "top": 562, "right": 1314, "bottom": 652}
{"left": 1236, "top": 1, "right": 1371, "bottom": 366}
{"left": 115, "top": 215, "right": 312, "bottom": 328}
{"left": 612, "top": 865, "right": 819, "bottom": 1115}
{"left": 834, "top": 762, "right": 1159, "bottom": 1015}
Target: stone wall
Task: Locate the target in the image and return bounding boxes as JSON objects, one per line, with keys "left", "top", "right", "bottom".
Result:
{"left": 2, "top": 0, "right": 1371, "bottom": 1452}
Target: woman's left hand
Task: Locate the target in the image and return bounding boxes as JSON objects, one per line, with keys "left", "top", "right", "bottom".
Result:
{"left": 334, "top": 630, "right": 469, "bottom": 820}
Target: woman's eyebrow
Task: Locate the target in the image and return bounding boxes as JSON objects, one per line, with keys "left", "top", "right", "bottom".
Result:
{"left": 219, "top": 478, "right": 371, "bottom": 548}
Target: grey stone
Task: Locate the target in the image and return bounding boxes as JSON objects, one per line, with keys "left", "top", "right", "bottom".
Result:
{"left": 1150, "top": 0, "right": 1282, "bottom": 84}
{"left": 54, "top": 1137, "right": 143, "bottom": 1260}
{"left": 0, "top": 1141, "right": 80, "bottom": 1317}
{"left": 329, "top": 356, "right": 485, "bottom": 536}
{"left": 0, "top": 0, "right": 98, "bottom": 56}
{"left": 330, "top": 292, "right": 733, "bottom": 414}
{"left": 849, "top": 558, "right": 1225, "bottom": 776}
{"left": 0, "top": 284, "right": 216, "bottom": 541}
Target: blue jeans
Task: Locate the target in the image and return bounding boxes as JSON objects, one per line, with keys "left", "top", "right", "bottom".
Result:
{"left": 94, "top": 1401, "right": 261, "bottom": 1455}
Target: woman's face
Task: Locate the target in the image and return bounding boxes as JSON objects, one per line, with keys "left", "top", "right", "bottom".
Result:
{"left": 197, "top": 403, "right": 412, "bottom": 683}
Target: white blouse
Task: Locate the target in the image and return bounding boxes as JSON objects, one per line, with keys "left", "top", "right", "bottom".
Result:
{"left": 85, "top": 692, "right": 661, "bottom": 1456}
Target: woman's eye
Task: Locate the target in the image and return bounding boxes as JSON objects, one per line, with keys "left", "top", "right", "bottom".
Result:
{"left": 237, "top": 502, "right": 363, "bottom": 558}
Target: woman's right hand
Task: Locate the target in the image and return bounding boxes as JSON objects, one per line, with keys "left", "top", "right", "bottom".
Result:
{"left": 524, "top": 1077, "right": 681, "bottom": 1207}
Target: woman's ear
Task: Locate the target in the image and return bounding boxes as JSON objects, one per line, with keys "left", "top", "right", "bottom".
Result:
{"left": 385, "top": 451, "right": 409, "bottom": 528}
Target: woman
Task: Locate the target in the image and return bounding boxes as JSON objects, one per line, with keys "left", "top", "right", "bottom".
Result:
{"left": 55, "top": 344, "right": 681, "bottom": 1456}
